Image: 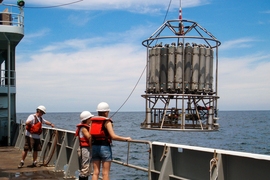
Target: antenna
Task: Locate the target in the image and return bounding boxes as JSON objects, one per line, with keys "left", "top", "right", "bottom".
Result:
{"left": 179, "top": 0, "right": 184, "bottom": 35}
{"left": 179, "top": 0, "right": 182, "bottom": 20}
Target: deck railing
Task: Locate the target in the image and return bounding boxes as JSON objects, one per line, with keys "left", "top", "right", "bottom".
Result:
{"left": 14, "top": 124, "right": 152, "bottom": 179}
{"left": 0, "top": 3, "right": 24, "bottom": 27}
{"left": 0, "top": 70, "right": 16, "bottom": 86}
{"left": 13, "top": 123, "right": 270, "bottom": 180}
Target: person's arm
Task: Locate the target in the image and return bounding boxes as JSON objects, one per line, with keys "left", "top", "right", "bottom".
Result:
{"left": 81, "top": 127, "right": 91, "bottom": 139}
{"left": 81, "top": 127, "right": 92, "bottom": 147}
{"left": 44, "top": 120, "right": 54, "bottom": 128}
{"left": 105, "top": 121, "right": 132, "bottom": 141}
{"left": 25, "top": 115, "right": 34, "bottom": 126}
{"left": 25, "top": 119, "right": 32, "bottom": 126}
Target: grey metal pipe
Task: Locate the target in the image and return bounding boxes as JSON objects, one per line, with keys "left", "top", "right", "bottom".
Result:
{"left": 3, "top": 32, "right": 11, "bottom": 146}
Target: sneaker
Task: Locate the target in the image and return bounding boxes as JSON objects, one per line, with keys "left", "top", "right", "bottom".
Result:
{"left": 32, "top": 162, "right": 37, "bottom": 167}
{"left": 18, "top": 161, "right": 24, "bottom": 168}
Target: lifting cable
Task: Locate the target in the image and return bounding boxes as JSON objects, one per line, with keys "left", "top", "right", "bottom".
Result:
{"left": 154, "top": 0, "right": 172, "bottom": 46}
{"left": 23, "top": 0, "right": 83, "bottom": 9}
{"left": 111, "top": 0, "right": 173, "bottom": 117}
{"left": 163, "top": 0, "right": 172, "bottom": 24}
{"left": 110, "top": 65, "right": 146, "bottom": 118}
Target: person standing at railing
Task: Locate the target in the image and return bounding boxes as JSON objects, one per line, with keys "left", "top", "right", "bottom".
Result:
{"left": 75, "top": 111, "right": 94, "bottom": 180}
{"left": 18, "top": 105, "right": 55, "bottom": 168}
{"left": 91, "top": 102, "right": 132, "bottom": 180}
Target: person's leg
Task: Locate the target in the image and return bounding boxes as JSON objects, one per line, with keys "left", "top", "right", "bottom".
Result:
{"left": 100, "top": 145, "right": 112, "bottom": 180}
{"left": 92, "top": 161, "right": 101, "bottom": 180}
{"left": 18, "top": 136, "right": 31, "bottom": 168}
{"left": 21, "top": 150, "right": 28, "bottom": 161}
{"left": 79, "top": 147, "right": 91, "bottom": 178}
{"left": 23, "top": 136, "right": 31, "bottom": 161}
{"left": 32, "top": 138, "right": 42, "bottom": 166}
{"left": 101, "top": 161, "right": 111, "bottom": 180}
{"left": 18, "top": 150, "right": 28, "bottom": 168}
{"left": 33, "top": 151, "right": 38, "bottom": 163}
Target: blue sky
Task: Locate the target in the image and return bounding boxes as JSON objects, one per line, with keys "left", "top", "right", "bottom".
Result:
{"left": 2, "top": 0, "right": 270, "bottom": 112}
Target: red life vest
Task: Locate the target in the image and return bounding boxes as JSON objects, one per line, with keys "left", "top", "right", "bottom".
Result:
{"left": 90, "top": 116, "right": 112, "bottom": 144}
{"left": 75, "top": 124, "right": 91, "bottom": 147}
{"left": 25, "top": 115, "right": 43, "bottom": 135}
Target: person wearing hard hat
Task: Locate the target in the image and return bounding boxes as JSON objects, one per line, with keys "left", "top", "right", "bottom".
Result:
{"left": 75, "top": 111, "right": 94, "bottom": 180}
{"left": 18, "top": 105, "right": 55, "bottom": 168}
{"left": 91, "top": 102, "right": 132, "bottom": 180}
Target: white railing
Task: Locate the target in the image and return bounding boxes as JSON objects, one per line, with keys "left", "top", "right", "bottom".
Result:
{"left": 14, "top": 123, "right": 270, "bottom": 179}
{"left": 0, "top": 70, "right": 16, "bottom": 87}
{"left": 0, "top": 3, "right": 24, "bottom": 27}
{"left": 15, "top": 124, "right": 152, "bottom": 179}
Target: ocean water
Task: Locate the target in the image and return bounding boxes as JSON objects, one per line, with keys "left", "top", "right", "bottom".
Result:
{"left": 16, "top": 111, "right": 270, "bottom": 179}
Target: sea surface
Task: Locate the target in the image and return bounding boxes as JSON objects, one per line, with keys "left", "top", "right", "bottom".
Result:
{"left": 17, "top": 111, "right": 270, "bottom": 179}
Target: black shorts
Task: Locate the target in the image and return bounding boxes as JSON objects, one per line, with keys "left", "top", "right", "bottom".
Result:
{"left": 24, "top": 136, "right": 42, "bottom": 151}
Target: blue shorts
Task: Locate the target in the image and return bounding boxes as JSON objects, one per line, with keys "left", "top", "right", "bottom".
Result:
{"left": 91, "top": 145, "right": 112, "bottom": 162}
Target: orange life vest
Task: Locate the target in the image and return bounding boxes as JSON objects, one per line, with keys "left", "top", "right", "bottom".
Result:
{"left": 75, "top": 124, "right": 91, "bottom": 147}
{"left": 25, "top": 115, "right": 43, "bottom": 135}
{"left": 90, "top": 116, "right": 112, "bottom": 144}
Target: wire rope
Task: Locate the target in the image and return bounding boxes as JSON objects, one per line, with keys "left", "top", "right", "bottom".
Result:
{"left": 23, "top": 0, "right": 83, "bottom": 9}
{"left": 154, "top": 0, "right": 172, "bottom": 47}
{"left": 110, "top": 65, "right": 146, "bottom": 118}
{"left": 110, "top": 0, "right": 173, "bottom": 117}
{"left": 163, "top": 0, "right": 172, "bottom": 24}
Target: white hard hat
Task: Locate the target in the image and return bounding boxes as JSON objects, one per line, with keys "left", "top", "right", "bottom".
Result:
{"left": 80, "top": 111, "right": 94, "bottom": 122}
{"left": 37, "top": 105, "right": 46, "bottom": 114}
{"left": 96, "top": 102, "right": 110, "bottom": 112}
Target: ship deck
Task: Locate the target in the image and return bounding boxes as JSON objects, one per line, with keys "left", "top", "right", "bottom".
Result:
{"left": 0, "top": 146, "right": 71, "bottom": 180}
{"left": 4, "top": 125, "right": 270, "bottom": 180}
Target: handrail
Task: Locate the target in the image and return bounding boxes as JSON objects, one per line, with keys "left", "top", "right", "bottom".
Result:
{"left": 112, "top": 139, "right": 152, "bottom": 179}
{"left": 0, "top": 70, "right": 16, "bottom": 86}
{"left": 0, "top": 3, "right": 24, "bottom": 27}
{"left": 13, "top": 123, "right": 270, "bottom": 179}
{"left": 15, "top": 124, "right": 152, "bottom": 179}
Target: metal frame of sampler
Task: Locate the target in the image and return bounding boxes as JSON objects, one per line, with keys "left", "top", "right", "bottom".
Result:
{"left": 141, "top": 19, "right": 221, "bottom": 131}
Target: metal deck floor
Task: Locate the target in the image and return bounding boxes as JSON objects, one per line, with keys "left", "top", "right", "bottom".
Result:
{"left": 0, "top": 146, "right": 71, "bottom": 180}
